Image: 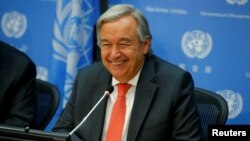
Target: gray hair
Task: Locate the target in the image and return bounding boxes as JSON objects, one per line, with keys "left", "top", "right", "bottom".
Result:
{"left": 96, "top": 4, "right": 152, "bottom": 55}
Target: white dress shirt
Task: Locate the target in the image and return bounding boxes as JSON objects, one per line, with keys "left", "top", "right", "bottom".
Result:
{"left": 102, "top": 69, "right": 141, "bottom": 141}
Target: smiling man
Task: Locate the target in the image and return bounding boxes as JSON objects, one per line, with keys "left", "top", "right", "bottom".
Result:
{"left": 53, "top": 4, "right": 203, "bottom": 141}
{"left": 99, "top": 14, "right": 149, "bottom": 83}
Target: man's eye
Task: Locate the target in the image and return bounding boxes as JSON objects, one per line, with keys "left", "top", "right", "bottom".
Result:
{"left": 120, "top": 43, "right": 128, "bottom": 46}
{"left": 119, "top": 42, "right": 131, "bottom": 47}
{"left": 102, "top": 44, "right": 111, "bottom": 48}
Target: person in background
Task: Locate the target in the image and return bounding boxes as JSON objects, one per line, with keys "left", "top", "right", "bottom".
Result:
{"left": 53, "top": 4, "right": 203, "bottom": 141}
{"left": 0, "top": 40, "right": 36, "bottom": 128}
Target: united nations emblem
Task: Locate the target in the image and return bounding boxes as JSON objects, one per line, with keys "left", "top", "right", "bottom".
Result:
{"left": 217, "top": 89, "right": 243, "bottom": 119}
{"left": 1, "top": 11, "right": 27, "bottom": 38}
{"left": 53, "top": 0, "right": 94, "bottom": 107}
{"left": 226, "top": 0, "right": 248, "bottom": 5}
{"left": 181, "top": 30, "right": 212, "bottom": 59}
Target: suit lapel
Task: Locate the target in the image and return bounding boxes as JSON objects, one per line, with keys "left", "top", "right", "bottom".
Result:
{"left": 127, "top": 56, "right": 157, "bottom": 140}
{"left": 127, "top": 81, "right": 157, "bottom": 141}
{"left": 91, "top": 93, "right": 108, "bottom": 141}
{"left": 91, "top": 68, "right": 112, "bottom": 141}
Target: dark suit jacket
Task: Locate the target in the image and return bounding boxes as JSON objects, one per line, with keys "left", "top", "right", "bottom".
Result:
{"left": 53, "top": 55, "right": 203, "bottom": 141}
{"left": 0, "top": 41, "right": 36, "bottom": 127}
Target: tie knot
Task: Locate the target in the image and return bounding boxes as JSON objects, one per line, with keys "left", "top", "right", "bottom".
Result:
{"left": 117, "top": 83, "right": 131, "bottom": 97}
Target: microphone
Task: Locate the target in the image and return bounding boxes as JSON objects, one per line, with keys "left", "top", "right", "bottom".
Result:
{"left": 69, "top": 86, "right": 114, "bottom": 136}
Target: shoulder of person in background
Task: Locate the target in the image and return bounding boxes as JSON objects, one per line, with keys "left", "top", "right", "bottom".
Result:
{"left": 0, "top": 40, "right": 37, "bottom": 128}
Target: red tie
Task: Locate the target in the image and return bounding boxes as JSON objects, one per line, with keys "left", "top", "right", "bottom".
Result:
{"left": 106, "top": 83, "right": 131, "bottom": 141}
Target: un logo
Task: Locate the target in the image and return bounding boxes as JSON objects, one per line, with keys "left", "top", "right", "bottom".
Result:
{"left": 181, "top": 30, "right": 212, "bottom": 59}
{"left": 217, "top": 89, "right": 243, "bottom": 119}
{"left": 53, "top": 0, "right": 94, "bottom": 107}
{"left": 1, "top": 11, "right": 27, "bottom": 38}
{"left": 226, "top": 0, "right": 248, "bottom": 5}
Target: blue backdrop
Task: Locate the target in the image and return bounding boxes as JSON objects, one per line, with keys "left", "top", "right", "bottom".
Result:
{"left": 0, "top": 0, "right": 250, "bottom": 130}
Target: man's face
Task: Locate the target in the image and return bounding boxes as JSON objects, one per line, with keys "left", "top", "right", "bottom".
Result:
{"left": 100, "top": 15, "right": 150, "bottom": 83}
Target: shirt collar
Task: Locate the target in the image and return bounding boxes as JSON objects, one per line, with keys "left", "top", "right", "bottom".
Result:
{"left": 112, "top": 68, "right": 142, "bottom": 87}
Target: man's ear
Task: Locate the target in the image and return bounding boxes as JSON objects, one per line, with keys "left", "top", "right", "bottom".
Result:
{"left": 143, "top": 36, "right": 151, "bottom": 55}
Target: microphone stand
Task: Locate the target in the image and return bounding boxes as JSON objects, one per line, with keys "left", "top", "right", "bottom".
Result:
{"left": 69, "top": 91, "right": 110, "bottom": 136}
